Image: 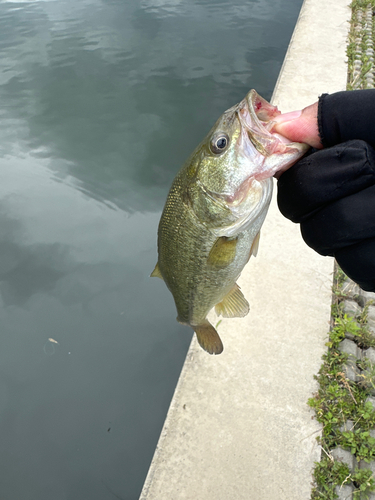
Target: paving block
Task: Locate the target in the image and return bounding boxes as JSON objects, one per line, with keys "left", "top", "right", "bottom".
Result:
{"left": 335, "top": 484, "right": 353, "bottom": 500}
{"left": 365, "top": 348, "right": 375, "bottom": 365}
{"left": 359, "top": 459, "right": 375, "bottom": 499}
{"left": 361, "top": 491, "right": 375, "bottom": 500}
{"left": 343, "top": 300, "right": 362, "bottom": 318}
{"left": 361, "top": 349, "right": 375, "bottom": 396}
{"left": 339, "top": 339, "right": 358, "bottom": 357}
{"left": 344, "top": 365, "right": 358, "bottom": 383}
{"left": 342, "top": 280, "right": 361, "bottom": 301}
{"left": 339, "top": 339, "right": 359, "bottom": 382}
{"left": 358, "top": 290, "right": 375, "bottom": 308}
{"left": 331, "top": 447, "right": 355, "bottom": 471}
{"left": 367, "top": 306, "right": 375, "bottom": 330}
{"left": 331, "top": 448, "right": 354, "bottom": 500}
{"left": 340, "top": 420, "right": 354, "bottom": 433}
{"left": 365, "top": 396, "right": 375, "bottom": 408}
{"left": 360, "top": 458, "right": 375, "bottom": 474}
{"left": 360, "top": 492, "right": 375, "bottom": 500}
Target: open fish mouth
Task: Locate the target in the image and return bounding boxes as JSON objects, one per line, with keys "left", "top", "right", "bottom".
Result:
{"left": 237, "top": 90, "right": 300, "bottom": 157}
{"left": 232, "top": 89, "right": 310, "bottom": 180}
{"left": 246, "top": 89, "right": 281, "bottom": 124}
{"left": 237, "top": 90, "right": 311, "bottom": 159}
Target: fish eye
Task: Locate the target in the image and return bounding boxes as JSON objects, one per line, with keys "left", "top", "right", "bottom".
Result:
{"left": 210, "top": 133, "right": 230, "bottom": 154}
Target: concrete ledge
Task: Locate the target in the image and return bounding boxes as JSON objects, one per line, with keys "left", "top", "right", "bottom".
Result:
{"left": 140, "top": 0, "right": 350, "bottom": 498}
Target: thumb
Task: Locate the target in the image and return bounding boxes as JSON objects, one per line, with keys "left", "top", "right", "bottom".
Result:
{"left": 272, "top": 101, "right": 322, "bottom": 149}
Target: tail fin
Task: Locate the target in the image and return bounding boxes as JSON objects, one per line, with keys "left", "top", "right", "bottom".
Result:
{"left": 194, "top": 320, "right": 224, "bottom": 355}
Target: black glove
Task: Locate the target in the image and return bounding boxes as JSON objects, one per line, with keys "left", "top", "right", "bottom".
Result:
{"left": 318, "top": 89, "right": 375, "bottom": 150}
{"left": 277, "top": 140, "right": 375, "bottom": 292}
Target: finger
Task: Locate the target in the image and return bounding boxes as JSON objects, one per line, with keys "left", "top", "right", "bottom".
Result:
{"left": 272, "top": 102, "right": 322, "bottom": 149}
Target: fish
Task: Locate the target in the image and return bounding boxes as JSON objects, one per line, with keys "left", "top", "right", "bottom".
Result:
{"left": 151, "top": 90, "right": 309, "bottom": 355}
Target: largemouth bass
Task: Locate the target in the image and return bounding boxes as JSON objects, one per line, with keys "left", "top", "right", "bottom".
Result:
{"left": 151, "top": 90, "right": 308, "bottom": 355}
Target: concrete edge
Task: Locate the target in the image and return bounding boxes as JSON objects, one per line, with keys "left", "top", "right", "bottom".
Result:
{"left": 140, "top": 0, "right": 351, "bottom": 498}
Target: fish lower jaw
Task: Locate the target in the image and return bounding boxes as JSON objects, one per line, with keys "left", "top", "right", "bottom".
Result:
{"left": 252, "top": 146, "right": 309, "bottom": 181}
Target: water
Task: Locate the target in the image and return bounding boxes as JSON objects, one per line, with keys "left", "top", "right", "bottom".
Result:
{"left": 0, "top": 0, "right": 303, "bottom": 498}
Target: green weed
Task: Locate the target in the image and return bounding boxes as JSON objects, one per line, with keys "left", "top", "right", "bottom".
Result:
{"left": 310, "top": 265, "right": 375, "bottom": 498}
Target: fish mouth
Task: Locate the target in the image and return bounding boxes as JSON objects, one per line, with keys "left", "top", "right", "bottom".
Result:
{"left": 235, "top": 90, "right": 309, "bottom": 178}
{"left": 246, "top": 89, "right": 281, "bottom": 125}
{"left": 241, "top": 90, "right": 292, "bottom": 153}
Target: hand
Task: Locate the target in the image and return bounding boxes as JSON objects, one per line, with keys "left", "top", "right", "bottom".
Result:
{"left": 275, "top": 90, "right": 375, "bottom": 292}
{"left": 272, "top": 101, "right": 323, "bottom": 150}
{"left": 277, "top": 139, "right": 375, "bottom": 292}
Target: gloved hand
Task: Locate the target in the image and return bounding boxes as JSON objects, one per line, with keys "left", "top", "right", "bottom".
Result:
{"left": 273, "top": 90, "right": 375, "bottom": 292}
{"left": 277, "top": 140, "right": 375, "bottom": 291}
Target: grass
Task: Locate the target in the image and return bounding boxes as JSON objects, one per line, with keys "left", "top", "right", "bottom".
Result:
{"left": 309, "top": 2, "right": 375, "bottom": 497}
{"left": 346, "top": 0, "right": 375, "bottom": 90}
{"left": 309, "top": 267, "right": 375, "bottom": 499}
{"left": 313, "top": 458, "right": 373, "bottom": 500}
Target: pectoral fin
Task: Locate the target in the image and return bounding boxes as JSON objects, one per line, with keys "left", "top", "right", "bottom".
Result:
{"left": 194, "top": 320, "right": 223, "bottom": 355}
{"left": 207, "top": 236, "right": 238, "bottom": 269}
{"left": 150, "top": 262, "right": 164, "bottom": 279}
{"left": 215, "top": 283, "right": 249, "bottom": 318}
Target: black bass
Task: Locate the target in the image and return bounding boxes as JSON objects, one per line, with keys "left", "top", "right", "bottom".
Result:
{"left": 151, "top": 90, "right": 308, "bottom": 355}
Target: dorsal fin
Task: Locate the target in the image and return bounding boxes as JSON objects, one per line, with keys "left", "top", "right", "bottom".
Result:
{"left": 215, "top": 283, "right": 249, "bottom": 318}
{"left": 150, "top": 262, "right": 164, "bottom": 280}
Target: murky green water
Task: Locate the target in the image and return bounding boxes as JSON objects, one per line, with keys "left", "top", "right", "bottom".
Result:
{"left": 0, "top": 0, "right": 303, "bottom": 498}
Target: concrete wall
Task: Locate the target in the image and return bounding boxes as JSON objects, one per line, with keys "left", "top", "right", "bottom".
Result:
{"left": 140, "top": 0, "right": 350, "bottom": 498}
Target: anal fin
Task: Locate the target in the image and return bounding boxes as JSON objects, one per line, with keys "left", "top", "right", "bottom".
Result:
{"left": 194, "top": 321, "right": 223, "bottom": 355}
{"left": 215, "top": 283, "right": 249, "bottom": 318}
